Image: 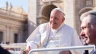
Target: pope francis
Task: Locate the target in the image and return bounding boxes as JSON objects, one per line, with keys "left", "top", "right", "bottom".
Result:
{"left": 26, "top": 8, "right": 83, "bottom": 54}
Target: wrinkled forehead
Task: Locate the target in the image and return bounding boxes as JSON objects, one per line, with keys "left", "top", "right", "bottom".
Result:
{"left": 81, "top": 16, "right": 90, "bottom": 27}
{"left": 81, "top": 20, "right": 86, "bottom": 28}
{"left": 82, "top": 15, "right": 90, "bottom": 22}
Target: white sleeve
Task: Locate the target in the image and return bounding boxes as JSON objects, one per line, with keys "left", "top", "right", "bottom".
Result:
{"left": 26, "top": 41, "right": 37, "bottom": 50}
{"left": 26, "top": 23, "right": 49, "bottom": 50}
{"left": 26, "top": 25, "right": 41, "bottom": 50}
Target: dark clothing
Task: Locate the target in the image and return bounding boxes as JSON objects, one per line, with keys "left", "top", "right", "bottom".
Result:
{"left": 84, "top": 50, "right": 89, "bottom": 54}
{"left": 93, "top": 51, "right": 96, "bottom": 54}
{"left": 0, "top": 46, "right": 10, "bottom": 54}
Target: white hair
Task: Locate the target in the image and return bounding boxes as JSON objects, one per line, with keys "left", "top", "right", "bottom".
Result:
{"left": 80, "top": 10, "right": 96, "bottom": 25}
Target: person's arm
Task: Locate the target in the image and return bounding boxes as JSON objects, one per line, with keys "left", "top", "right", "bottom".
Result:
{"left": 26, "top": 41, "right": 38, "bottom": 50}
{"left": 25, "top": 23, "right": 49, "bottom": 54}
{"left": 23, "top": 27, "right": 41, "bottom": 54}
{"left": 25, "top": 25, "right": 41, "bottom": 52}
{"left": 23, "top": 41, "right": 38, "bottom": 54}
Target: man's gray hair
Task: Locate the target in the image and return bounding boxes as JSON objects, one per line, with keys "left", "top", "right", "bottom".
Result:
{"left": 80, "top": 10, "right": 96, "bottom": 25}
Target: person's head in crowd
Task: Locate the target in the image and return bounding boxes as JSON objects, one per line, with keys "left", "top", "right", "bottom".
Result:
{"left": 80, "top": 10, "right": 96, "bottom": 45}
{"left": 50, "top": 8, "right": 65, "bottom": 29}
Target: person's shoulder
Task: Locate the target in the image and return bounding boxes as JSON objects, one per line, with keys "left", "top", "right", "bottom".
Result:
{"left": 39, "top": 22, "right": 49, "bottom": 27}
{"left": 40, "top": 22, "right": 49, "bottom": 25}
{"left": 62, "top": 24, "right": 76, "bottom": 32}
{"left": 38, "top": 22, "right": 50, "bottom": 32}
{"left": 63, "top": 24, "right": 74, "bottom": 29}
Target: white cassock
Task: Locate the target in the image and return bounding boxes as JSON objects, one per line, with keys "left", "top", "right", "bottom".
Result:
{"left": 26, "top": 22, "right": 83, "bottom": 54}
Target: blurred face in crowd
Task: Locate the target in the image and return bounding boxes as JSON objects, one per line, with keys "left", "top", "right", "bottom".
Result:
{"left": 80, "top": 15, "right": 96, "bottom": 45}
{"left": 50, "top": 9, "right": 65, "bottom": 29}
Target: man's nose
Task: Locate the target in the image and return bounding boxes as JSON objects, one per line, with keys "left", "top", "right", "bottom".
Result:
{"left": 80, "top": 31, "right": 85, "bottom": 36}
{"left": 80, "top": 32, "right": 85, "bottom": 38}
